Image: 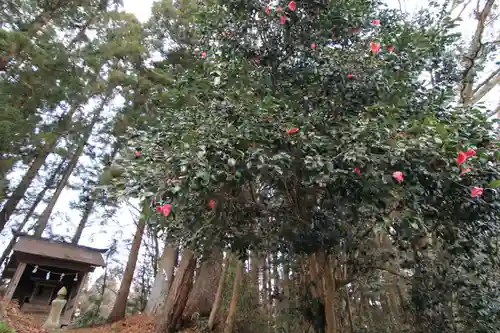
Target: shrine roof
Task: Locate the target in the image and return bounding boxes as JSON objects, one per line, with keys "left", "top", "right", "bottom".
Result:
{"left": 11, "top": 231, "right": 107, "bottom": 267}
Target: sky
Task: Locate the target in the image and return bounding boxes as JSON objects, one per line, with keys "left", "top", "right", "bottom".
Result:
{"left": 0, "top": 0, "right": 498, "bottom": 288}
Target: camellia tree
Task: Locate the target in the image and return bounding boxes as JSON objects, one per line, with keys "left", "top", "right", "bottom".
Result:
{"left": 111, "top": 1, "right": 500, "bottom": 332}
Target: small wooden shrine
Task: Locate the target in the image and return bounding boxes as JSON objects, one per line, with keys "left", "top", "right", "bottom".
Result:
{"left": 1, "top": 232, "right": 107, "bottom": 326}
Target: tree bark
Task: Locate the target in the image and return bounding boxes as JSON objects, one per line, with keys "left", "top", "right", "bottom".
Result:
{"left": 223, "top": 259, "right": 243, "bottom": 333}
{"left": 208, "top": 254, "right": 229, "bottom": 331}
{"left": 155, "top": 249, "right": 196, "bottom": 333}
{"left": 183, "top": 247, "right": 223, "bottom": 320}
{"left": 107, "top": 204, "right": 147, "bottom": 323}
{"left": 0, "top": 105, "right": 78, "bottom": 232}
{"left": 145, "top": 238, "right": 179, "bottom": 315}
{"left": 34, "top": 100, "right": 106, "bottom": 237}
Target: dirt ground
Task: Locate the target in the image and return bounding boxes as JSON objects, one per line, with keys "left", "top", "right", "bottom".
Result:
{"left": 2, "top": 303, "right": 199, "bottom": 333}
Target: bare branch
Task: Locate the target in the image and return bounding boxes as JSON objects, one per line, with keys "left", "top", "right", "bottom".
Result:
{"left": 460, "top": 0, "right": 496, "bottom": 105}
{"left": 471, "top": 67, "right": 500, "bottom": 96}
{"left": 469, "top": 71, "right": 500, "bottom": 105}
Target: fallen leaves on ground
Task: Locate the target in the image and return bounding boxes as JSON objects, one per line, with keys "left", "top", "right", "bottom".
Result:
{"left": 2, "top": 302, "right": 48, "bottom": 333}
{"left": 71, "top": 315, "right": 154, "bottom": 333}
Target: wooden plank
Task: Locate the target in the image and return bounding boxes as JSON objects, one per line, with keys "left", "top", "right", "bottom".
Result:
{"left": 15, "top": 253, "right": 95, "bottom": 272}
{"left": 2, "top": 262, "right": 26, "bottom": 303}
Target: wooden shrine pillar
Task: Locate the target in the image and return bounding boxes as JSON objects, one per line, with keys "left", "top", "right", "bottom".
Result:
{"left": 61, "top": 271, "right": 88, "bottom": 325}
{"left": 0, "top": 262, "right": 27, "bottom": 318}
{"left": 3, "top": 262, "right": 26, "bottom": 303}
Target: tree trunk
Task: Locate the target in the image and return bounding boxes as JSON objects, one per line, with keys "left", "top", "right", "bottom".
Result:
{"left": 107, "top": 204, "right": 147, "bottom": 323}
{"left": 0, "top": 105, "right": 78, "bottom": 232}
{"left": 71, "top": 142, "right": 120, "bottom": 244}
{"left": 0, "top": 157, "right": 66, "bottom": 270}
{"left": 223, "top": 259, "right": 243, "bottom": 333}
{"left": 182, "top": 247, "right": 223, "bottom": 320}
{"left": 208, "top": 254, "right": 229, "bottom": 331}
{"left": 145, "top": 238, "right": 179, "bottom": 315}
{"left": 155, "top": 249, "right": 196, "bottom": 333}
{"left": 34, "top": 101, "right": 105, "bottom": 237}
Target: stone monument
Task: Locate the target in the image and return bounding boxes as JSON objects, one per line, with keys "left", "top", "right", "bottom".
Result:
{"left": 42, "top": 286, "right": 68, "bottom": 329}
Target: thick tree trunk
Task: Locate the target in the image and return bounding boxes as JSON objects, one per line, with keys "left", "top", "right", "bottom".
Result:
{"left": 208, "top": 254, "right": 229, "bottom": 331}
{"left": 145, "top": 238, "right": 179, "bottom": 315}
{"left": 182, "top": 247, "right": 223, "bottom": 320}
{"left": 155, "top": 249, "right": 196, "bottom": 333}
{"left": 107, "top": 205, "right": 147, "bottom": 323}
{"left": 223, "top": 259, "right": 243, "bottom": 333}
{"left": 0, "top": 105, "right": 78, "bottom": 232}
{"left": 34, "top": 101, "right": 105, "bottom": 237}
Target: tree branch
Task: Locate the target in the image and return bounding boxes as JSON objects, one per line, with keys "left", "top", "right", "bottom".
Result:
{"left": 470, "top": 70, "right": 500, "bottom": 105}
{"left": 460, "top": 0, "right": 496, "bottom": 105}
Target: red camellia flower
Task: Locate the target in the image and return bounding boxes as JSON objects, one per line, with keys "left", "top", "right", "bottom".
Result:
{"left": 280, "top": 15, "right": 286, "bottom": 24}
{"left": 155, "top": 206, "right": 162, "bottom": 213}
{"left": 265, "top": 7, "right": 271, "bottom": 15}
{"left": 456, "top": 151, "right": 467, "bottom": 164}
{"left": 465, "top": 148, "right": 476, "bottom": 157}
{"left": 160, "top": 204, "right": 172, "bottom": 217}
{"left": 287, "top": 127, "right": 299, "bottom": 134}
{"left": 471, "top": 187, "right": 484, "bottom": 198}
{"left": 386, "top": 45, "right": 394, "bottom": 53}
{"left": 201, "top": 51, "right": 207, "bottom": 57}
{"left": 354, "top": 167, "right": 361, "bottom": 176}
{"left": 135, "top": 151, "right": 141, "bottom": 157}
{"left": 209, "top": 199, "right": 216, "bottom": 209}
{"left": 460, "top": 168, "right": 472, "bottom": 175}
{"left": 288, "top": 1, "right": 297, "bottom": 11}
{"left": 392, "top": 171, "right": 404, "bottom": 182}
{"left": 370, "top": 41, "right": 381, "bottom": 53}
{"left": 347, "top": 73, "right": 354, "bottom": 79}
{"left": 371, "top": 19, "right": 381, "bottom": 25}
{"left": 311, "top": 43, "right": 316, "bottom": 49}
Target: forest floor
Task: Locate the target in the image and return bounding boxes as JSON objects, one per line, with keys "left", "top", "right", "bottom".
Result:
{"left": 3, "top": 303, "right": 199, "bottom": 333}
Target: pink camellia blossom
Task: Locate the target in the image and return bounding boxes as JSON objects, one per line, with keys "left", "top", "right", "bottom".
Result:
{"left": 201, "top": 51, "right": 207, "bottom": 57}
{"left": 311, "top": 43, "right": 316, "bottom": 49}
{"left": 277, "top": 7, "right": 283, "bottom": 12}
{"left": 155, "top": 206, "right": 162, "bottom": 213}
{"left": 354, "top": 167, "right": 361, "bottom": 176}
{"left": 371, "top": 19, "right": 381, "bottom": 25}
{"left": 135, "top": 151, "right": 141, "bottom": 157}
{"left": 347, "top": 73, "right": 354, "bottom": 79}
{"left": 209, "top": 199, "right": 216, "bottom": 209}
{"left": 386, "top": 45, "right": 394, "bottom": 53}
{"left": 456, "top": 151, "right": 467, "bottom": 164}
{"left": 465, "top": 148, "right": 476, "bottom": 157}
{"left": 370, "top": 41, "right": 381, "bottom": 53}
{"left": 280, "top": 15, "right": 286, "bottom": 24}
{"left": 288, "top": 1, "right": 297, "bottom": 11}
{"left": 392, "top": 171, "right": 404, "bottom": 182}
{"left": 460, "top": 168, "right": 472, "bottom": 175}
{"left": 265, "top": 7, "right": 271, "bottom": 15}
{"left": 287, "top": 127, "right": 299, "bottom": 134}
{"left": 160, "top": 204, "right": 172, "bottom": 217}
{"left": 471, "top": 187, "right": 484, "bottom": 198}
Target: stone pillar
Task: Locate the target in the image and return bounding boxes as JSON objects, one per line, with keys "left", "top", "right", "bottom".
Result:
{"left": 42, "top": 287, "right": 67, "bottom": 329}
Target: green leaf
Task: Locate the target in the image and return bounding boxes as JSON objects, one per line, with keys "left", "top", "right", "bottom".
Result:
{"left": 487, "top": 180, "right": 500, "bottom": 188}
